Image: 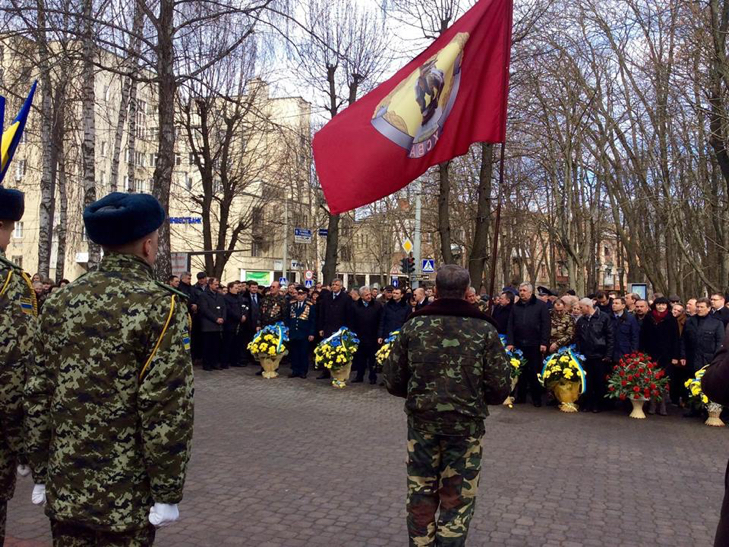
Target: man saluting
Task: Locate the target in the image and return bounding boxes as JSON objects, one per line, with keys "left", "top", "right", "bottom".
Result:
{"left": 25, "top": 192, "right": 194, "bottom": 546}
{"left": 383, "top": 265, "right": 510, "bottom": 547}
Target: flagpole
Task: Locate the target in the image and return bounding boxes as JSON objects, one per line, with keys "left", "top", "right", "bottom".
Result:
{"left": 487, "top": 141, "right": 506, "bottom": 314}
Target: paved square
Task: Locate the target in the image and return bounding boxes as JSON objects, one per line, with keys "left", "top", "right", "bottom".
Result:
{"left": 6, "top": 365, "right": 727, "bottom": 546}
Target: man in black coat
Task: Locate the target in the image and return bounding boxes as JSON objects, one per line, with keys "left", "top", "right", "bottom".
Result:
{"left": 190, "top": 271, "right": 208, "bottom": 364}
{"left": 316, "top": 278, "right": 351, "bottom": 379}
{"left": 492, "top": 291, "right": 514, "bottom": 335}
{"left": 575, "top": 298, "right": 614, "bottom": 413}
{"left": 349, "top": 286, "right": 384, "bottom": 384}
{"left": 700, "top": 327, "right": 729, "bottom": 547}
{"left": 711, "top": 293, "right": 729, "bottom": 328}
{"left": 507, "top": 283, "right": 550, "bottom": 406}
{"left": 223, "top": 282, "right": 250, "bottom": 368}
{"left": 198, "top": 277, "right": 227, "bottom": 371}
{"left": 378, "top": 287, "right": 410, "bottom": 343}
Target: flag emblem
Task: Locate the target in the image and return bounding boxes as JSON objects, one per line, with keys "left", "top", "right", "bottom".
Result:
{"left": 183, "top": 336, "right": 191, "bottom": 351}
{"left": 371, "top": 33, "right": 469, "bottom": 159}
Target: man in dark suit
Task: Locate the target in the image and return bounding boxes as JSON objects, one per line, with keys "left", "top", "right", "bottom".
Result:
{"left": 198, "top": 277, "right": 227, "bottom": 371}
{"left": 710, "top": 293, "right": 729, "bottom": 328}
{"left": 287, "top": 286, "right": 317, "bottom": 378}
{"left": 316, "top": 278, "right": 351, "bottom": 379}
{"left": 349, "top": 286, "right": 384, "bottom": 384}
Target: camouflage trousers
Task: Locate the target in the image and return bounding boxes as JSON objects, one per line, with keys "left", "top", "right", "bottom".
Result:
{"left": 50, "top": 520, "right": 156, "bottom": 547}
{"left": 0, "top": 499, "right": 6, "bottom": 547}
{"left": 406, "top": 425, "right": 482, "bottom": 547}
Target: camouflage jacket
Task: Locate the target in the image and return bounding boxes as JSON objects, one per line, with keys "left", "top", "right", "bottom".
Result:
{"left": 383, "top": 298, "right": 511, "bottom": 437}
{"left": 24, "top": 252, "right": 194, "bottom": 532}
{"left": 0, "top": 251, "right": 37, "bottom": 501}
{"left": 260, "top": 293, "right": 286, "bottom": 327}
{"left": 550, "top": 310, "right": 575, "bottom": 349}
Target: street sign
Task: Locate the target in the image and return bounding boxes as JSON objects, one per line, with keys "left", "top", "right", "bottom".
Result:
{"left": 279, "top": 277, "right": 288, "bottom": 285}
{"left": 318, "top": 228, "right": 328, "bottom": 237}
{"left": 305, "top": 270, "right": 314, "bottom": 280}
{"left": 421, "top": 259, "right": 435, "bottom": 273}
{"left": 391, "top": 277, "right": 399, "bottom": 287}
{"left": 294, "top": 228, "right": 312, "bottom": 244}
{"left": 402, "top": 238, "right": 413, "bottom": 253}
{"left": 170, "top": 252, "right": 189, "bottom": 278}
{"left": 304, "top": 279, "right": 314, "bottom": 288}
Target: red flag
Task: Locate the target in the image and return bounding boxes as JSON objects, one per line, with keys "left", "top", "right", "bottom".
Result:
{"left": 313, "top": 0, "right": 513, "bottom": 215}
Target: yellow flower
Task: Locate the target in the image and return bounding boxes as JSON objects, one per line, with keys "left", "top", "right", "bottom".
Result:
{"left": 260, "top": 343, "right": 268, "bottom": 351}
{"left": 563, "top": 369, "right": 574, "bottom": 379}
{"left": 702, "top": 395, "right": 709, "bottom": 404}
{"left": 544, "top": 370, "right": 552, "bottom": 378}
{"left": 268, "top": 347, "right": 276, "bottom": 355}
{"left": 559, "top": 356, "right": 569, "bottom": 363}
{"left": 510, "top": 359, "right": 520, "bottom": 368}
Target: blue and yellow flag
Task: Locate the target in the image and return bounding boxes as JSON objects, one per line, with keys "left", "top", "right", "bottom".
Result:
{"left": 0, "top": 81, "right": 37, "bottom": 183}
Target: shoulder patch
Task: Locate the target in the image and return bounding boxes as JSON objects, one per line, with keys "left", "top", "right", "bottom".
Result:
{"left": 155, "top": 280, "right": 189, "bottom": 300}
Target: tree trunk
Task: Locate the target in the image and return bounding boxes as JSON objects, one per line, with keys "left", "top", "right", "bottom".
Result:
{"left": 81, "top": 0, "right": 99, "bottom": 269}
{"left": 468, "top": 143, "right": 494, "bottom": 290}
{"left": 54, "top": 136, "right": 68, "bottom": 283}
{"left": 35, "top": 0, "right": 55, "bottom": 278}
{"left": 323, "top": 213, "right": 340, "bottom": 284}
{"left": 438, "top": 161, "right": 454, "bottom": 264}
{"left": 152, "top": 0, "right": 175, "bottom": 280}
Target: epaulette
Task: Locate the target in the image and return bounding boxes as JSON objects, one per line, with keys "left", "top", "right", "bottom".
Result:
{"left": 155, "top": 280, "right": 189, "bottom": 300}
{"left": 0, "top": 254, "right": 23, "bottom": 271}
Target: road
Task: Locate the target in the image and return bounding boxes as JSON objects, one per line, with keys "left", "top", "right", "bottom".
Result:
{"left": 6, "top": 364, "right": 726, "bottom": 546}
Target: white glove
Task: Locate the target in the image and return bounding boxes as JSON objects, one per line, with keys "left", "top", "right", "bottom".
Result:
{"left": 32, "top": 484, "right": 46, "bottom": 506}
{"left": 148, "top": 503, "right": 179, "bottom": 527}
{"left": 17, "top": 464, "right": 31, "bottom": 477}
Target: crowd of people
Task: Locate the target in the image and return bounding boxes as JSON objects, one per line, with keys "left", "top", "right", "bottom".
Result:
{"left": 171, "top": 270, "right": 729, "bottom": 417}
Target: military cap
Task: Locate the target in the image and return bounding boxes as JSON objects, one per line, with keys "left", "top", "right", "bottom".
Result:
{"left": 0, "top": 186, "right": 24, "bottom": 221}
{"left": 296, "top": 285, "right": 309, "bottom": 294}
{"left": 83, "top": 192, "right": 165, "bottom": 246}
{"left": 537, "top": 285, "right": 555, "bottom": 297}
{"left": 668, "top": 294, "right": 681, "bottom": 303}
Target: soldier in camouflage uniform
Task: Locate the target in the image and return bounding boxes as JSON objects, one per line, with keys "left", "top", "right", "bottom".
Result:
{"left": 260, "top": 280, "right": 286, "bottom": 328}
{"left": 24, "top": 193, "right": 194, "bottom": 546}
{"left": 383, "top": 265, "right": 511, "bottom": 547}
{"left": 548, "top": 297, "right": 575, "bottom": 353}
{"left": 0, "top": 187, "right": 37, "bottom": 546}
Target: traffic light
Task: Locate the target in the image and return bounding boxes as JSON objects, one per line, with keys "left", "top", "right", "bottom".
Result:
{"left": 400, "top": 257, "right": 410, "bottom": 275}
{"left": 407, "top": 256, "right": 415, "bottom": 274}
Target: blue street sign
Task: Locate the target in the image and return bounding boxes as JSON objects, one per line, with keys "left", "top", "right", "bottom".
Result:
{"left": 318, "top": 228, "right": 328, "bottom": 236}
{"left": 391, "top": 277, "right": 399, "bottom": 287}
{"left": 304, "top": 279, "right": 314, "bottom": 288}
{"left": 279, "top": 277, "right": 288, "bottom": 285}
{"left": 421, "top": 259, "right": 435, "bottom": 273}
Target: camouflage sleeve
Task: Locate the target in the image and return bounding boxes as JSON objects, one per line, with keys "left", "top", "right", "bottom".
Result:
{"left": 383, "top": 326, "right": 409, "bottom": 398}
{"left": 137, "top": 297, "right": 194, "bottom": 504}
{"left": 0, "top": 270, "right": 36, "bottom": 457}
{"left": 482, "top": 326, "right": 511, "bottom": 405}
{"left": 554, "top": 317, "right": 575, "bottom": 348}
{"left": 24, "top": 304, "right": 54, "bottom": 484}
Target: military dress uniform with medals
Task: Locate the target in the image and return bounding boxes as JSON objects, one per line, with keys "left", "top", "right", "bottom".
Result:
{"left": 286, "top": 287, "right": 316, "bottom": 378}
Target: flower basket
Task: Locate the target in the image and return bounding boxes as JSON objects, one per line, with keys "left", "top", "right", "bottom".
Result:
{"left": 629, "top": 397, "right": 648, "bottom": 419}
{"left": 706, "top": 402, "right": 725, "bottom": 427}
{"left": 331, "top": 361, "right": 353, "bottom": 388}
{"left": 375, "top": 331, "right": 399, "bottom": 373}
{"left": 500, "top": 336, "right": 527, "bottom": 407}
{"left": 685, "top": 367, "right": 724, "bottom": 427}
{"left": 314, "top": 327, "right": 359, "bottom": 388}
{"left": 538, "top": 346, "right": 586, "bottom": 412}
{"left": 248, "top": 322, "right": 289, "bottom": 379}
{"left": 606, "top": 352, "right": 668, "bottom": 417}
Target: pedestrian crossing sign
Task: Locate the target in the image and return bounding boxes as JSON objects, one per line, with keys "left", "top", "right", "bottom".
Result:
{"left": 421, "top": 259, "right": 435, "bottom": 273}
{"left": 305, "top": 279, "right": 314, "bottom": 288}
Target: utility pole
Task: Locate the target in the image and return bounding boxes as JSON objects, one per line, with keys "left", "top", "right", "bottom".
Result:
{"left": 412, "top": 178, "right": 422, "bottom": 289}
{"left": 282, "top": 191, "right": 288, "bottom": 284}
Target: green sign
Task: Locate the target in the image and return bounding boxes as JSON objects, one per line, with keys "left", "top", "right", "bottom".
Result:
{"left": 244, "top": 270, "right": 271, "bottom": 284}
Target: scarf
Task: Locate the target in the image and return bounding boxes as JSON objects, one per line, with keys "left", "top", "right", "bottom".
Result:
{"left": 651, "top": 308, "right": 669, "bottom": 323}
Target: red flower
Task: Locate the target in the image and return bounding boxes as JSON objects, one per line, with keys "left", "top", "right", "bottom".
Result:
{"left": 620, "top": 393, "right": 627, "bottom": 400}
{"left": 609, "top": 386, "right": 615, "bottom": 391}
{"left": 648, "top": 363, "right": 654, "bottom": 369}
{"left": 652, "top": 390, "right": 659, "bottom": 397}
{"left": 613, "top": 365, "right": 619, "bottom": 371}
{"left": 644, "top": 389, "right": 651, "bottom": 397}
{"left": 621, "top": 380, "right": 627, "bottom": 387}
{"left": 638, "top": 368, "right": 645, "bottom": 374}
{"left": 634, "top": 393, "right": 641, "bottom": 399}
{"left": 627, "top": 375, "right": 633, "bottom": 382}
{"left": 655, "top": 371, "right": 664, "bottom": 379}
{"left": 633, "top": 386, "right": 640, "bottom": 392}
{"left": 628, "top": 364, "right": 635, "bottom": 370}
{"left": 650, "top": 383, "right": 656, "bottom": 390}
{"left": 619, "top": 370, "right": 625, "bottom": 377}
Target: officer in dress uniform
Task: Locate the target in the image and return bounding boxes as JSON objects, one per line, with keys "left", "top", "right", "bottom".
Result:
{"left": 0, "top": 187, "right": 37, "bottom": 546}
{"left": 24, "top": 192, "right": 194, "bottom": 546}
{"left": 286, "top": 286, "right": 316, "bottom": 379}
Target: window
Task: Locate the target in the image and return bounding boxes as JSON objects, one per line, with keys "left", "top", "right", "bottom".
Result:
{"left": 136, "top": 100, "right": 147, "bottom": 138}
{"left": 15, "top": 159, "right": 26, "bottom": 181}
{"left": 12, "top": 255, "right": 22, "bottom": 269}
{"left": 340, "top": 245, "right": 352, "bottom": 262}
{"left": 125, "top": 148, "right": 130, "bottom": 163}
{"left": 135, "top": 151, "right": 145, "bottom": 167}
{"left": 213, "top": 179, "right": 223, "bottom": 194}
{"left": 251, "top": 238, "right": 264, "bottom": 258}
{"left": 124, "top": 176, "right": 131, "bottom": 191}
{"left": 99, "top": 170, "right": 106, "bottom": 186}
{"left": 135, "top": 179, "right": 145, "bottom": 193}
{"left": 149, "top": 153, "right": 156, "bottom": 167}
{"left": 100, "top": 141, "right": 107, "bottom": 157}
{"left": 175, "top": 153, "right": 181, "bottom": 166}
{"left": 13, "top": 222, "right": 23, "bottom": 239}
{"left": 104, "top": 85, "right": 111, "bottom": 102}
{"left": 81, "top": 228, "right": 88, "bottom": 242}
{"left": 185, "top": 173, "right": 192, "bottom": 190}
{"left": 604, "top": 246, "right": 611, "bottom": 257}
{"left": 188, "top": 153, "right": 194, "bottom": 165}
